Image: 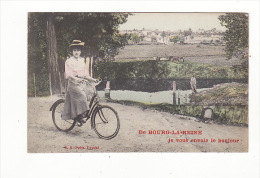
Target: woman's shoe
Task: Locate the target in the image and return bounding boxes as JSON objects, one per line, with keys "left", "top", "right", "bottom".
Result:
{"left": 75, "top": 115, "right": 86, "bottom": 124}
{"left": 77, "top": 116, "right": 86, "bottom": 123}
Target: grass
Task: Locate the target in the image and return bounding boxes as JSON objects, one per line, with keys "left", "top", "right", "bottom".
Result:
{"left": 190, "top": 83, "right": 248, "bottom": 105}
{"left": 109, "top": 99, "right": 248, "bottom": 127}
{"left": 115, "top": 44, "right": 243, "bottom": 66}
{"left": 116, "top": 44, "right": 226, "bottom": 59}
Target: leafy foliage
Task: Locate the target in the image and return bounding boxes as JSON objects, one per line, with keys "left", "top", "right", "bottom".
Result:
{"left": 28, "top": 13, "right": 50, "bottom": 96}
{"left": 29, "top": 12, "right": 130, "bottom": 61}
{"left": 28, "top": 13, "right": 130, "bottom": 96}
{"left": 126, "top": 33, "right": 142, "bottom": 44}
{"left": 95, "top": 60, "right": 171, "bottom": 80}
{"left": 169, "top": 36, "right": 179, "bottom": 43}
{"left": 160, "top": 31, "right": 166, "bottom": 40}
{"left": 54, "top": 12, "right": 130, "bottom": 60}
{"left": 183, "top": 28, "right": 193, "bottom": 37}
{"left": 94, "top": 60, "right": 248, "bottom": 81}
{"left": 218, "top": 13, "right": 249, "bottom": 62}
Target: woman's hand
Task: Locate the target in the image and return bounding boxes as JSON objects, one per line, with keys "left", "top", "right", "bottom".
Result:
{"left": 92, "top": 78, "right": 99, "bottom": 83}
{"left": 82, "top": 76, "right": 98, "bottom": 82}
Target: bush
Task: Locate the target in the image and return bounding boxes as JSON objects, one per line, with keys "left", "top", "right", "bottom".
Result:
{"left": 94, "top": 60, "right": 248, "bottom": 80}
{"left": 28, "top": 71, "right": 50, "bottom": 97}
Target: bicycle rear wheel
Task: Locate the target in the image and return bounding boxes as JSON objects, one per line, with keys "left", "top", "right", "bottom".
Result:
{"left": 93, "top": 105, "right": 120, "bottom": 140}
{"left": 52, "top": 99, "right": 76, "bottom": 132}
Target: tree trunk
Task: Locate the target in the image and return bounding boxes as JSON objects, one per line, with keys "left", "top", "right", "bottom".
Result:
{"left": 46, "top": 14, "right": 61, "bottom": 95}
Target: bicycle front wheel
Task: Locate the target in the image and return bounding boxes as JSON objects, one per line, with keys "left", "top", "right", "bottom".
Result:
{"left": 93, "top": 105, "right": 120, "bottom": 140}
{"left": 52, "top": 99, "right": 76, "bottom": 132}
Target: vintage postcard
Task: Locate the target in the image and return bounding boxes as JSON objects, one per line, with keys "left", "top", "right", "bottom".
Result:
{"left": 27, "top": 12, "right": 248, "bottom": 153}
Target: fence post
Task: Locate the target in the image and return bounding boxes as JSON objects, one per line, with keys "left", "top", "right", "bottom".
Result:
{"left": 58, "top": 71, "right": 62, "bottom": 94}
{"left": 172, "top": 81, "right": 176, "bottom": 105}
{"left": 105, "top": 81, "right": 111, "bottom": 99}
{"left": 190, "top": 77, "right": 197, "bottom": 93}
{"left": 49, "top": 72, "right": 52, "bottom": 96}
{"left": 177, "top": 89, "right": 180, "bottom": 105}
{"left": 33, "top": 73, "right": 36, "bottom": 97}
{"left": 185, "top": 94, "right": 188, "bottom": 103}
{"left": 90, "top": 56, "right": 93, "bottom": 77}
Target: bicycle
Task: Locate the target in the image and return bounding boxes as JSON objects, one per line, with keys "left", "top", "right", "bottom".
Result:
{"left": 49, "top": 79, "right": 120, "bottom": 140}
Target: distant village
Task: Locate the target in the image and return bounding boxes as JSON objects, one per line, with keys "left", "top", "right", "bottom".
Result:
{"left": 120, "top": 28, "right": 225, "bottom": 45}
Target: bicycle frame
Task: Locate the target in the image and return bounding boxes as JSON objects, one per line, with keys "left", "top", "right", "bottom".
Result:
{"left": 87, "top": 94, "right": 101, "bottom": 130}
{"left": 50, "top": 84, "right": 120, "bottom": 139}
{"left": 50, "top": 80, "right": 103, "bottom": 128}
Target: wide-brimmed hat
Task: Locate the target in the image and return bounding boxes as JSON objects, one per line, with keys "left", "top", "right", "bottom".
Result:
{"left": 69, "top": 40, "right": 85, "bottom": 48}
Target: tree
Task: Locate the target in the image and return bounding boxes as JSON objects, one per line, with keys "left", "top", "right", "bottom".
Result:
{"left": 28, "top": 12, "right": 130, "bottom": 96}
{"left": 184, "top": 28, "right": 192, "bottom": 37}
{"left": 127, "top": 33, "right": 141, "bottom": 44}
{"left": 170, "top": 36, "right": 179, "bottom": 43}
{"left": 179, "top": 36, "right": 185, "bottom": 45}
{"left": 54, "top": 13, "right": 130, "bottom": 60}
{"left": 46, "top": 14, "right": 61, "bottom": 95}
{"left": 218, "top": 13, "right": 249, "bottom": 62}
{"left": 161, "top": 31, "right": 166, "bottom": 42}
{"left": 28, "top": 13, "right": 50, "bottom": 96}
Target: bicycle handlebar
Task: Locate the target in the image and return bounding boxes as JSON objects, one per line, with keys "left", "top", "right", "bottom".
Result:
{"left": 80, "top": 78, "right": 102, "bottom": 87}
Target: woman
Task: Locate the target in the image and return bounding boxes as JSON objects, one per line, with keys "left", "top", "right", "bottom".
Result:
{"left": 62, "top": 40, "right": 98, "bottom": 124}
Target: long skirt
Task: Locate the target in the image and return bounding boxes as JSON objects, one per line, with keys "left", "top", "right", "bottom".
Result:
{"left": 62, "top": 81, "right": 95, "bottom": 120}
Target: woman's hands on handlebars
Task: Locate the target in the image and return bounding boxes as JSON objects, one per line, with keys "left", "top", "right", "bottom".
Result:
{"left": 85, "top": 77, "right": 101, "bottom": 83}
{"left": 76, "top": 76, "right": 102, "bottom": 85}
{"left": 92, "top": 78, "right": 100, "bottom": 83}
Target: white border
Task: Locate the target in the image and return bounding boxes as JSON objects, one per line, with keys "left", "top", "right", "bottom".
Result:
{"left": 1, "top": 1, "right": 259, "bottom": 178}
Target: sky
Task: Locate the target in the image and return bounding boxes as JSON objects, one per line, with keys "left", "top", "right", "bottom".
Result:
{"left": 119, "top": 13, "right": 226, "bottom": 32}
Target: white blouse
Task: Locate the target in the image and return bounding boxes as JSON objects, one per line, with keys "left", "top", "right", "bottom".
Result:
{"left": 65, "top": 56, "right": 89, "bottom": 79}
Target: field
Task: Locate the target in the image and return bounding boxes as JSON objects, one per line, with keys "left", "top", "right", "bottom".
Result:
{"left": 115, "top": 44, "right": 242, "bottom": 66}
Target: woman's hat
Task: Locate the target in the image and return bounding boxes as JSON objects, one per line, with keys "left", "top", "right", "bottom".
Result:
{"left": 69, "top": 40, "right": 85, "bottom": 48}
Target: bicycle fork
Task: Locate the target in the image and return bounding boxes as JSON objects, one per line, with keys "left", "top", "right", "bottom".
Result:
{"left": 90, "top": 105, "right": 109, "bottom": 130}
{"left": 98, "top": 109, "right": 108, "bottom": 123}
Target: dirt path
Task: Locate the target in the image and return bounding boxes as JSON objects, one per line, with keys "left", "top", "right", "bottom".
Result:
{"left": 27, "top": 97, "right": 248, "bottom": 153}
